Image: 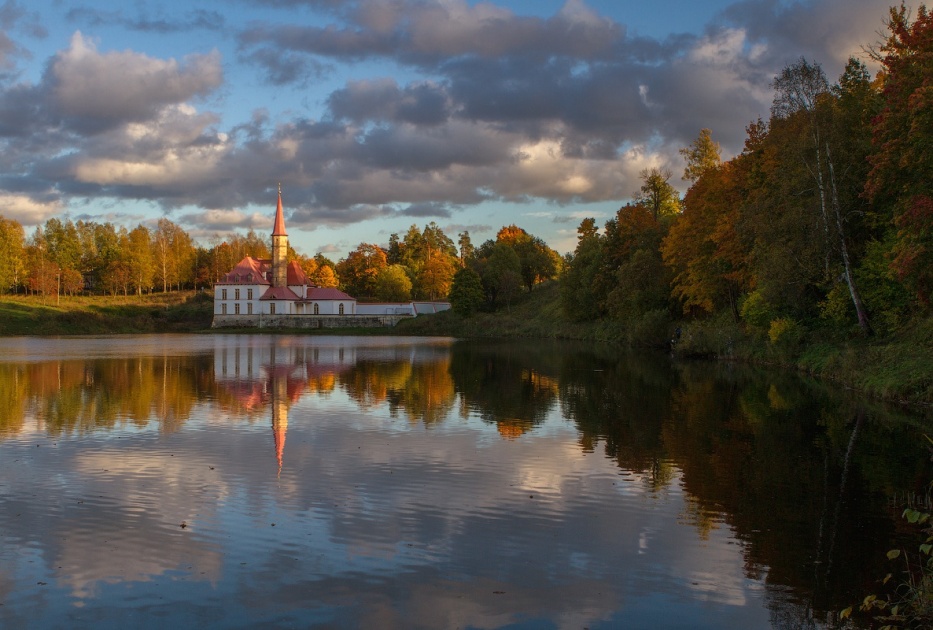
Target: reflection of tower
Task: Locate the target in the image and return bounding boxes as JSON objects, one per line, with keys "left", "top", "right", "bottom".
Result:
{"left": 272, "top": 369, "right": 289, "bottom": 476}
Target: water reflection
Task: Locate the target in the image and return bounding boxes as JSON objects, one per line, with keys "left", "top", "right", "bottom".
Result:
{"left": 0, "top": 334, "right": 930, "bottom": 629}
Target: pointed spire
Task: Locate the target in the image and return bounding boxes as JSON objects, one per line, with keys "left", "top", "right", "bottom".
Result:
{"left": 272, "top": 182, "right": 287, "bottom": 236}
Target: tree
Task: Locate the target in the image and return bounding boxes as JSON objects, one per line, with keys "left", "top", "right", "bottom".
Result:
{"left": 417, "top": 250, "right": 456, "bottom": 300}
{"left": 560, "top": 218, "right": 604, "bottom": 321}
{"left": 449, "top": 267, "right": 484, "bottom": 316}
{"left": 866, "top": 5, "right": 933, "bottom": 307}
{"left": 336, "top": 243, "right": 387, "bottom": 297}
{"left": 772, "top": 57, "right": 871, "bottom": 332}
{"left": 313, "top": 264, "right": 339, "bottom": 288}
{"left": 481, "top": 242, "right": 522, "bottom": 308}
{"left": 126, "top": 226, "right": 154, "bottom": 294}
{"left": 635, "top": 167, "right": 681, "bottom": 221}
{"left": 458, "top": 231, "right": 475, "bottom": 267}
{"left": 152, "top": 218, "right": 194, "bottom": 292}
{"left": 680, "top": 128, "right": 722, "bottom": 183}
{"left": 374, "top": 264, "right": 412, "bottom": 301}
{"left": 0, "top": 216, "right": 25, "bottom": 293}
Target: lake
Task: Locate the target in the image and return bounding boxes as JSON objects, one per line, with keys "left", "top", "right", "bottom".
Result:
{"left": 0, "top": 334, "right": 929, "bottom": 629}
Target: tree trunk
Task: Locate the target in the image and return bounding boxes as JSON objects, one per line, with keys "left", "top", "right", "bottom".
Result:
{"left": 826, "top": 143, "right": 871, "bottom": 334}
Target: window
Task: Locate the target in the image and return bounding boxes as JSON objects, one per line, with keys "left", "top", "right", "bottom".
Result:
{"left": 270, "top": 303, "right": 276, "bottom": 315}
{"left": 221, "top": 289, "right": 227, "bottom": 300}
{"left": 235, "top": 288, "right": 240, "bottom": 300}
{"left": 221, "top": 303, "right": 227, "bottom": 315}
{"left": 339, "top": 303, "right": 345, "bottom": 315}
{"left": 234, "top": 303, "right": 240, "bottom": 315}
{"left": 313, "top": 303, "right": 319, "bottom": 315}
{"left": 247, "top": 303, "right": 253, "bottom": 315}
{"left": 247, "top": 288, "right": 253, "bottom": 300}
{"left": 247, "top": 273, "right": 253, "bottom": 281}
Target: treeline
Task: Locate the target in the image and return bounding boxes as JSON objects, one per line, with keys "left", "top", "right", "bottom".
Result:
{"left": 0, "top": 210, "right": 560, "bottom": 304}
{"left": 562, "top": 6, "right": 933, "bottom": 342}
{"left": 0, "top": 215, "right": 278, "bottom": 297}
{"left": 338, "top": 222, "right": 561, "bottom": 305}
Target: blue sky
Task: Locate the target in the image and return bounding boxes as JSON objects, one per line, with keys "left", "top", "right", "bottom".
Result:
{"left": 0, "top": 0, "right": 893, "bottom": 258}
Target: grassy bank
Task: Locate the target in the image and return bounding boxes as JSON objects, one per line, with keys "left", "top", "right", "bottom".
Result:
{"left": 395, "top": 282, "right": 933, "bottom": 407}
{"left": 3, "top": 283, "right": 931, "bottom": 407}
{"left": 0, "top": 291, "right": 214, "bottom": 336}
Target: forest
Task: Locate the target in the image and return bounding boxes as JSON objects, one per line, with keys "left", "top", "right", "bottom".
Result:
{"left": 0, "top": 5, "right": 931, "bottom": 350}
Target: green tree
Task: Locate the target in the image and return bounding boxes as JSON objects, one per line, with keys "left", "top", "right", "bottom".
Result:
{"left": 635, "top": 167, "right": 681, "bottom": 221}
{"left": 482, "top": 242, "right": 522, "bottom": 309}
{"left": 772, "top": 57, "right": 871, "bottom": 332}
{"left": 374, "top": 264, "right": 413, "bottom": 301}
{"left": 560, "top": 218, "right": 604, "bottom": 321}
{"left": 449, "top": 267, "right": 484, "bottom": 316}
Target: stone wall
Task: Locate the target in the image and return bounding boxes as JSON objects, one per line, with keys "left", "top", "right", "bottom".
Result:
{"left": 211, "top": 314, "right": 411, "bottom": 329}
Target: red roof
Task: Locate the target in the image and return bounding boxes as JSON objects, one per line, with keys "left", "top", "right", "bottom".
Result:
{"left": 272, "top": 188, "right": 287, "bottom": 236}
{"left": 306, "top": 287, "right": 354, "bottom": 301}
{"left": 219, "top": 256, "right": 271, "bottom": 284}
{"left": 260, "top": 286, "right": 301, "bottom": 300}
{"left": 286, "top": 261, "right": 308, "bottom": 285}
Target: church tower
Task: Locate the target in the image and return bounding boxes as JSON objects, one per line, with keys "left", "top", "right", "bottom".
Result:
{"left": 271, "top": 184, "right": 288, "bottom": 288}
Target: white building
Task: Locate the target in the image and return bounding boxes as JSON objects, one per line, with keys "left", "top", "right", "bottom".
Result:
{"left": 212, "top": 188, "right": 356, "bottom": 326}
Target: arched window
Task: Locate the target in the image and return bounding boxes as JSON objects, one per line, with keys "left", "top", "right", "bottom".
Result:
{"left": 339, "top": 303, "right": 345, "bottom": 315}
{"left": 314, "top": 303, "right": 319, "bottom": 315}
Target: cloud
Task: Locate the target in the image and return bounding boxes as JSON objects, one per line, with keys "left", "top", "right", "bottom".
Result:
{"left": 47, "top": 32, "right": 223, "bottom": 134}
{"left": 0, "top": 192, "right": 63, "bottom": 224}
{"left": 65, "top": 6, "right": 225, "bottom": 33}
{"left": 0, "top": 0, "right": 895, "bottom": 245}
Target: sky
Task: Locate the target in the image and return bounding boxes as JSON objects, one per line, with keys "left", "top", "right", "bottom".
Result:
{"left": 0, "top": 0, "right": 895, "bottom": 258}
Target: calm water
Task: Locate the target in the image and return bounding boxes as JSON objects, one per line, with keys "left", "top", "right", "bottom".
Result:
{"left": 0, "top": 334, "right": 930, "bottom": 629}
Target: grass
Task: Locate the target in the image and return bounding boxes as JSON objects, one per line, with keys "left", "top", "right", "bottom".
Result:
{"left": 0, "top": 291, "right": 214, "bottom": 336}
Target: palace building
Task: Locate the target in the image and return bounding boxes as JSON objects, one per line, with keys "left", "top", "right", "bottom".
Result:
{"left": 212, "top": 187, "right": 357, "bottom": 327}
{"left": 212, "top": 188, "right": 450, "bottom": 328}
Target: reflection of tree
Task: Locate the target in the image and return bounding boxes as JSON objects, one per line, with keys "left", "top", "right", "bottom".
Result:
{"left": 0, "top": 364, "right": 27, "bottom": 435}
{"left": 341, "top": 358, "right": 456, "bottom": 425}
{"left": 0, "top": 356, "right": 206, "bottom": 437}
{"left": 449, "top": 341, "right": 560, "bottom": 436}
{"left": 556, "top": 348, "right": 933, "bottom": 622}
{"left": 558, "top": 348, "right": 673, "bottom": 474}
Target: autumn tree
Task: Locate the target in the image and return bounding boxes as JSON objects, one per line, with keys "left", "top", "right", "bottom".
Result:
{"left": 663, "top": 130, "right": 750, "bottom": 319}
{"left": 337, "top": 243, "right": 387, "bottom": 297}
{"left": 152, "top": 218, "right": 194, "bottom": 292}
{"left": 0, "top": 216, "right": 25, "bottom": 293}
{"left": 866, "top": 4, "right": 933, "bottom": 307}
{"left": 126, "top": 226, "right": 154, "bottom": 294}
{"left": 418, "top": 250, "right": 456, "bottom": 300}
{"left": 680, "top": 128, "right": 722, "bottom": 183}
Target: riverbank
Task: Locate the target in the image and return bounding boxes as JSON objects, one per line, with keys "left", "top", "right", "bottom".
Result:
{"left": 393, "top": 283, "right": 933, "bottom": 408}
{"left": 3, "top": 285, "right": 931, "bottom": 407}
{"left": 0, "top": 292, "right": 214, "bottom": 336}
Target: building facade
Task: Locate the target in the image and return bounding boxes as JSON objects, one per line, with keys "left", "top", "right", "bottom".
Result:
{"left": 211, "top": 188, "right": 451, "bottom": 328}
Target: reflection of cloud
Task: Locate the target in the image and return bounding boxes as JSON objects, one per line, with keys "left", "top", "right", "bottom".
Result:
{"left": 0, "top": 334, "right": 780, "bottom": 627}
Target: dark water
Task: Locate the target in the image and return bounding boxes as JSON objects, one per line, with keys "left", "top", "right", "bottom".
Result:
{"left": 0, "top": 334, "right": 929, "bottom": 629}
